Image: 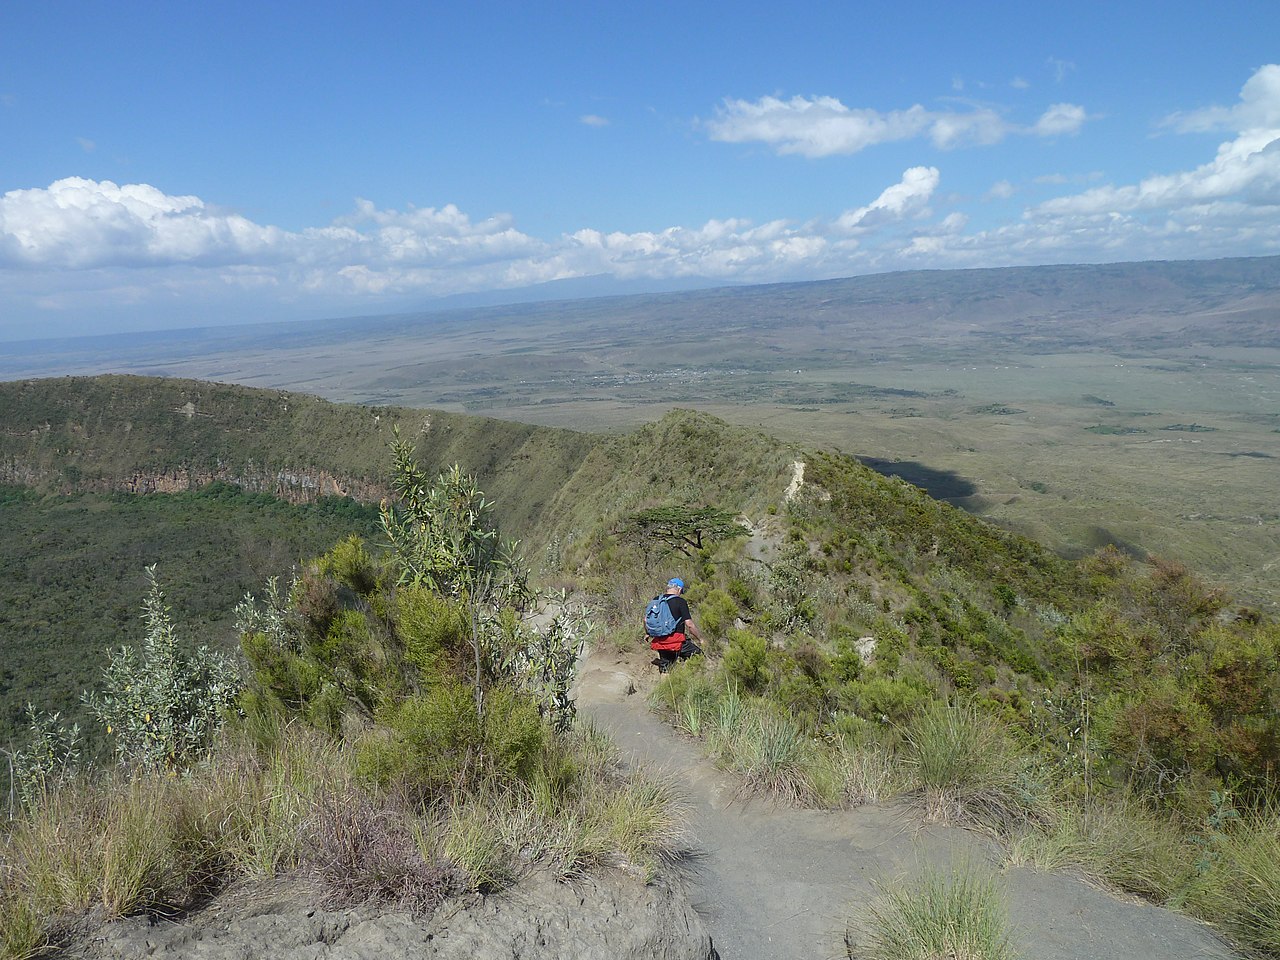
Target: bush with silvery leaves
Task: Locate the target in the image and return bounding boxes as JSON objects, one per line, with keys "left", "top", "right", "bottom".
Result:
{"left": 9, "top": 705, "right": 83, "bottom": 811}
{"left": 83, "top": 565, "right": 241, "bottom": 771}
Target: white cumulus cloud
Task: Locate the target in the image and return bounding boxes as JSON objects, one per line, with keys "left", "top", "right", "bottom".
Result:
{"left": 0, "top": 166, "right": 965, "bottom": 334}
{"left": 1163, "top": 64, "right": 1280, "bottom": 133}
{"left": 895, "top": 78, "right": 1280, "bottom": 267}
{"left": 706, "top": 93, "right": 1087, "bottom": 157}
{"left": 5, "top": 67, "right": 1280, "bottom": 339}
{"left": 837, "top": 167, "right": 940, "bottom": 232}
{"left": 0, "top": 177, "right": 287, "bottom": 269}
{"left": 1033, "top": 67, "right": 1280, "bottom": 221}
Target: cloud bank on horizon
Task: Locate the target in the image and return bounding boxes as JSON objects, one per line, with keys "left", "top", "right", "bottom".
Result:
{"left": 2, "top": 62, "right": 1279, "bottom": 340}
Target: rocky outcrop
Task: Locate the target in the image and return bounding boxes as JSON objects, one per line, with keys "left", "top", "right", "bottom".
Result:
{"left": 60, "top": 872, "right": 717, "bottom": 960}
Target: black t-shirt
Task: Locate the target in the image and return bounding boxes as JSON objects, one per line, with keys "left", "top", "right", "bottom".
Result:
{"left": 665, "top": 594, "right": 690, "bottom": 631}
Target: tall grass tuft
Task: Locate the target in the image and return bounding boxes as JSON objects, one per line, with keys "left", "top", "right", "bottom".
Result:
{"left": 1008, "top": 791, "right": 1194, "bottom": 902}
{"left": 830, "top": 737, "right": 900, "bottom": 807}
{"left": 7, "top": 775, "right": 201, "bottom": 920}
{"left": 657, "top": 671, "right": 890, "bottom": 808}
{"left": 903, "top": 700, "right": 1045, "bottom": 835}
{"left": 1184, "top": 803, "right": 1280, "bottom": 954}
{"left": 0, "top": 885, "right": 46, "bottom": 960}
{"left": 444, "top": 796, "right": 517, "bottom": 891}
{"left": 522, "top": 724, "right": 686, "bottom": 880}
{"left": 852, "top": 865, "right": 1018, "bottom": 960}
{"left": 738, "top": 710, "right": 816, "bottom": 804}
{"left": 203, "top": 726, "right": 352, "bottom": 879}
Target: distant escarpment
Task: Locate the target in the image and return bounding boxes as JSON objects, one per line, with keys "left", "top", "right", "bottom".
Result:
{"left": 0, "top": 375, "right": 596, "bottom": 533}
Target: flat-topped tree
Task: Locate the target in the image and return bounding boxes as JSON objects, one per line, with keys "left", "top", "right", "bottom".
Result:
{"left": 623, "top": 505, "right": 748, "bottom": 558}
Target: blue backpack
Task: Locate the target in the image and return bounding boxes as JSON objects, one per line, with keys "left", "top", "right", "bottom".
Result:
{"left": 644, "top": 594, "right": 680, "bottom": 637}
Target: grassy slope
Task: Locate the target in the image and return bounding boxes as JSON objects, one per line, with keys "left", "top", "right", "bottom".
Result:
{"left": 3, "top": 377, "right": 1271, "bottom": 772}
{"left": 543, "top": 408, "right": 797, "bottom": 544}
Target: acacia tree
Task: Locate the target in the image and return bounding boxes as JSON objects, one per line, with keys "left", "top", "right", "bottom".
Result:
{"left": 623, "top": 505, "right": 749, "bottom": 557}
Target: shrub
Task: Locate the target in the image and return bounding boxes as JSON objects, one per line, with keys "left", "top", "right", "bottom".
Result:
{"left": 396, "top": 587, "right": 469, "bottom": 684}
{"left": 303, "top": 682, "right": 348, "bottom": 735}
{"left": 10, "top": 707, "right": 83, "bottom": 811}
{"left": 836, "top": 675, "right": 931, "bottom": 724}
{"left": 696, "top": 589, "right": 740, "bottom": 639}
{"left": 315, "top": 534, "right": 380, "bottom": 595}
{"left": 313, "top": 608, "right": 402, "bottom": 712}
{"left": 1094, "top": 675, "right": 1216, "bottom": 799}
{"left": 1197, "top": 621, "right": 1280, "bottom": 789}
{"left": 775, "top": 670, "right": 828, "bottom": 733}
{"left": 240, "top": 635, "right": 323, "bottom": 711}
{"left": 83, "top": 566, "right": 240, "bottom": 771}
{"left": 829, "top": 631, "right": 866, "bottom": 683}
{"left": 485, "top": 598, "right": 591, "bottom": 734}
{"left": 308, "top": 792, "right": 459, "bottom": 909}
{"left": 356, "top": 681, "right": 544, "bottom": 798}
{"left": 727, "top": 576, "right": 757, "bottom": 610}
{"left": 292, "top": 569, "right": 342, "bottom": 644}
{"left": 723, "top": 628, "right": 769, "bottom": 691}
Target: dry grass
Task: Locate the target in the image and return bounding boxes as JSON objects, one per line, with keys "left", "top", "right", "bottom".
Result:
{"left": 1182, "top": 804, "right": 1280, "bottom": 954}
{"left": 653, "top": 669, "right": 902, "bottom": 808}
{"left": 5, "top": 775, "right": 204, "bottom": 921}
{"left": 0, "top": 718, "right": 685, "bottom": 957}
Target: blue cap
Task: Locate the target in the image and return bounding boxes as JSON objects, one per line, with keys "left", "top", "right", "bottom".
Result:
{"left": 667, "top": 577, "right": 685, "bottom": 589}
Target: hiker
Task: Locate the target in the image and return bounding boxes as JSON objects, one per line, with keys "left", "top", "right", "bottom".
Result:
{"left": 645, "top": 577, "right": 704, "bottom": 673}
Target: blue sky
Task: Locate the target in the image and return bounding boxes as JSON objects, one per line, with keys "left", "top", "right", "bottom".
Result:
{"left": 2, "top": 1, "right": 1278, "bottom": 341}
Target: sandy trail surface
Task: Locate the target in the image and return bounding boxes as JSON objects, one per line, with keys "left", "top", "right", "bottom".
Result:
{"left": 575, "top": 645, "right": 1238, "bottom": 960}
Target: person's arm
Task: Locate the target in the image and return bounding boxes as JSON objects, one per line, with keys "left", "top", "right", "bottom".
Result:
{"left": 683, "top": 615, "right": 703, "bottom": 641}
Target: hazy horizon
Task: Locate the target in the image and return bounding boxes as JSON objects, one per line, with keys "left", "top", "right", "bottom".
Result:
{"left": 2, "top": 2, "right": 1278, "bottom": 341}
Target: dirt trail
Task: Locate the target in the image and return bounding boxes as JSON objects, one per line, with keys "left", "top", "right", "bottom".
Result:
{"left": 575, "top": 647, "right": 1237, "bottom": 960}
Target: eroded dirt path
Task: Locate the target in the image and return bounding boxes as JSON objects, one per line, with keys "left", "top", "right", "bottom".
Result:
{"left": 575, "top": 647, "right": 1238, "bottom": 960}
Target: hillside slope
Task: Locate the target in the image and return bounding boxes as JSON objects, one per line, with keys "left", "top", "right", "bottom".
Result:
{"left": 3, "top": 375, "right": 1279, "bottom": 956}
{"left": 0, "top": 375, "right": 595, "bottom": 536}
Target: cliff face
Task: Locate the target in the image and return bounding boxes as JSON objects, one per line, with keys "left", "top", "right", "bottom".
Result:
{"left": 0, "top": 375, "right": 597, "bottom": 536}
{"left": 0, "top": 458, "right": 388, "bottom": 505}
